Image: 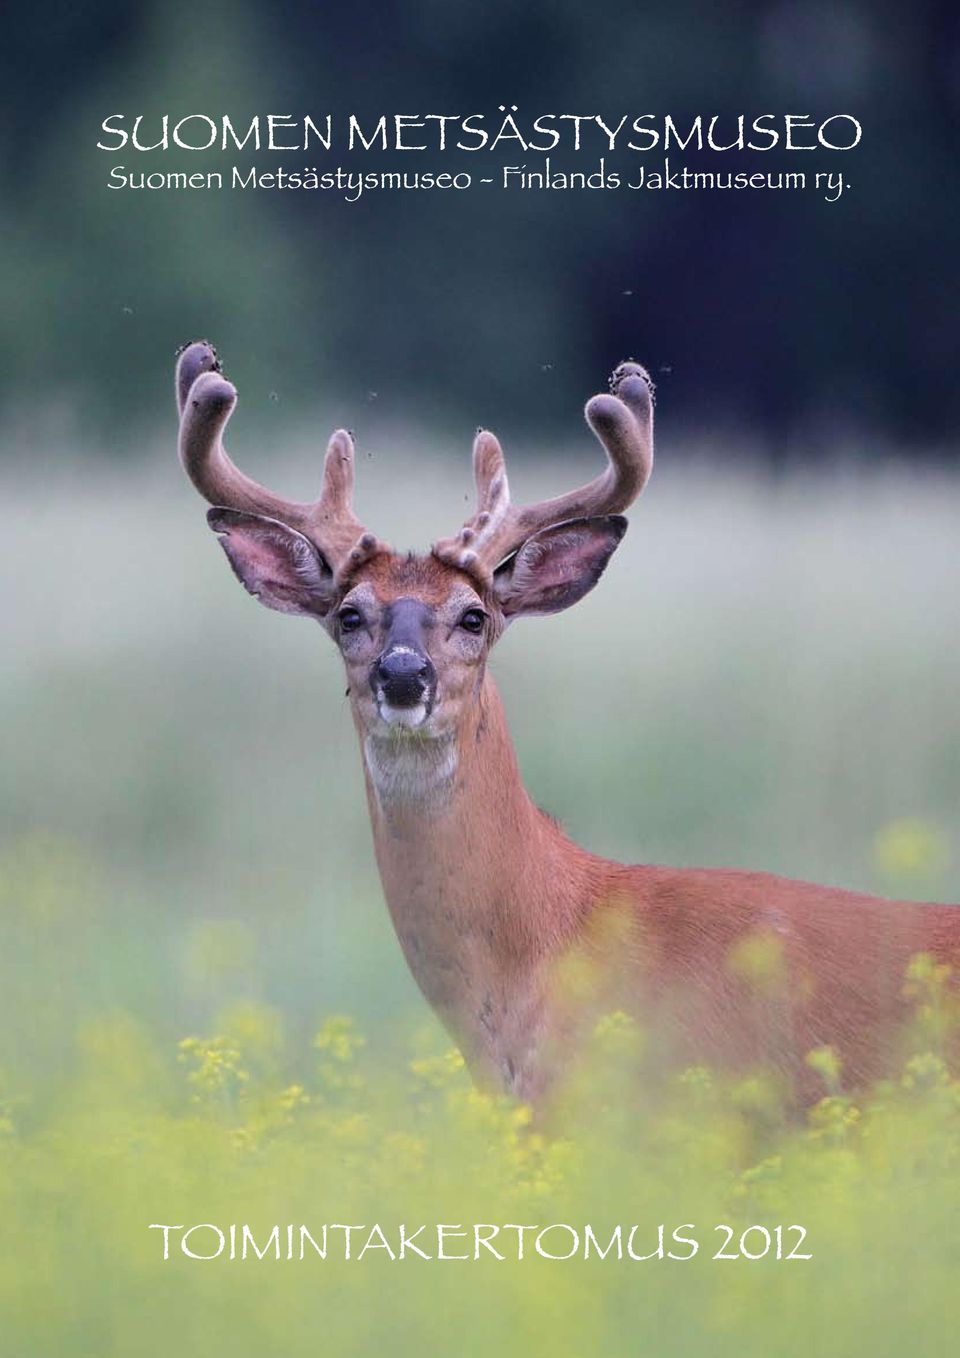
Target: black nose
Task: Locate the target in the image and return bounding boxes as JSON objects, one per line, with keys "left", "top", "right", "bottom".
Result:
{"left": 374, "top": 649, "right": 436, "bottom": 707}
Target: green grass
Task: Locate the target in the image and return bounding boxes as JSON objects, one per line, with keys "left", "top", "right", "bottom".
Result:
{"left": 1, "top": 441, "right": 958, "bottom": 1354}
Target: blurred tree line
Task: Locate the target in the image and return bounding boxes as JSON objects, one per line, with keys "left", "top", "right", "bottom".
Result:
{"left": 1, "top": 0, "right": 958, "bottom": 459}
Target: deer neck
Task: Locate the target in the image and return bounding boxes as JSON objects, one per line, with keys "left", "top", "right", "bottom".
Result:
{"left": 356, "top": 671, "right": 594, "bottom": 1092}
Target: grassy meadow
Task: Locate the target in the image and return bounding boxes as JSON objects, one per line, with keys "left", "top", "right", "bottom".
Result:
{"left": 1, "top": 430, "right": 958, "bottom": 1354}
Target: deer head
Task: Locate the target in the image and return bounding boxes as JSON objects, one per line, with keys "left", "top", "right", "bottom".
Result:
{"left": 175, "top": 341, "right": 654, "bottom": 757}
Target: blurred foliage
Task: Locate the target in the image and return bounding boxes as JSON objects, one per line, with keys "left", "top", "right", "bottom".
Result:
{"left": 874, "top": 817, "right": 953, "bottom": 892}
{"left": 2, "top": 0, "right": 959, "bottom": 452}
{"left": 2, "top": 944, "right": 960, "bottom": 1354}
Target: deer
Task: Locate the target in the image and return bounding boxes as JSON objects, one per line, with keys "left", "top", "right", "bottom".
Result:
{"left": 175, "top": 340, "right": 959, "bottom": 1106}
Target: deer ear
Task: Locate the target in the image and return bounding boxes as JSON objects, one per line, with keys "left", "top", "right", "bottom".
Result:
{"left": 206, "top": 508, "right": 336, "bottom": 618}
{"left": 493, "top": 515, "right": 627, "bottom": 619}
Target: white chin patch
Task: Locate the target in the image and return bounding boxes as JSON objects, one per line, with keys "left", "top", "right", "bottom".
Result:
{"left": 378, "top": 702, "right": 428, "bottom": 729}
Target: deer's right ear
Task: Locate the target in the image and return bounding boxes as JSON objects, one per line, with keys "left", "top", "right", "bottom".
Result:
{"left": 206, "top": 508, "right": 337, "bottom": 618}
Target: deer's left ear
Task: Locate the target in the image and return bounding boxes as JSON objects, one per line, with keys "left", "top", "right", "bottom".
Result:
{"left": 493, "top": 515, "right": 627, "bottom": 619}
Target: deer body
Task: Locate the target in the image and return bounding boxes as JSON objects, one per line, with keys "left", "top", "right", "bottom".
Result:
{"left": 360, "top": 663, "right": 956, "bottom": 1101}
{"left": 175, "top": 340, "right": 959, "bottom": 1103}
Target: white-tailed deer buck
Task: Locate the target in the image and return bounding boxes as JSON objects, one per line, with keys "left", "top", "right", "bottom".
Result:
{"left": 176, "top": 340, "right": 958, "bottom": 1105}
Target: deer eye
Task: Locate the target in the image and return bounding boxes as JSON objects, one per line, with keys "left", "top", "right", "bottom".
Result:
{"left": 338, "top": 606, "right": 364, "bottom": 632}
{"left": 458, "top": 608, "right": 487, "bottom": 634}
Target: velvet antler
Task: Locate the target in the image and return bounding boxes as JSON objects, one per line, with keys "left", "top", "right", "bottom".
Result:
{"left": 175, "top": 340, "right": 386, "bottom": 577}
{"left": 432, "top": 361, "right": 654, "bottom": 584}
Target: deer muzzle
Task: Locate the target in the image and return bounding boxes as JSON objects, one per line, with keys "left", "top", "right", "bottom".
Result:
{"left": 372, "top": 646, "right": 437, "bottom": 724}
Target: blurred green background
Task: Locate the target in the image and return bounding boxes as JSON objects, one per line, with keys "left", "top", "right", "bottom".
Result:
{"left": 2, "top": 0, "right": 959, "bottom": 450}
{"left": 1, "top": 3, "right": 959, "bottom": 1354}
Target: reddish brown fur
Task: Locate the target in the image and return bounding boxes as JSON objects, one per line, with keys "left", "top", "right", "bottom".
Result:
{"left": 345, "top": 551, "right": 480, "bottom": 607}
{"left": 342, "top": 556, "right": 959, "bottom": 1107}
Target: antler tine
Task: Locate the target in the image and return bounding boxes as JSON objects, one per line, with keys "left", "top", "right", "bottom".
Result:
{"left": 315, "top": 429, "right": 384, "bottom": 576}
{"left": 177, "top": 344, "right": 310, "bottom": 525}
{"left": 474, "top": 429, "right": 510, "bottom": 514}
{"left": 433, "top": 360, "right": 655, "bottom": 584}
{"left": 175, "top": 340, "right": 384, "bottom": 576}
{"left": 176, "top": 337, "right": 221, "bottom": 416}
{"left": 577, "top": 359, "right": 655, "bottom": 513}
